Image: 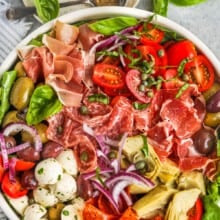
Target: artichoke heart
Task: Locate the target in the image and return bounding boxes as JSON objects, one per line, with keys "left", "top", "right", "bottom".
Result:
{"left": 177, "top": 171, "right": 206, "bottom": 195}
{"left": 123, "top": 135, "right": 162, "bottom": 180}
{"left": 165, "top": 188, "right": 201, "bottom": 220}
{"left": 133, "top": 185, "right": 177, "bottom": 219}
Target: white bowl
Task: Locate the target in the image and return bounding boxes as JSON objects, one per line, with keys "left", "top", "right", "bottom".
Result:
{"left": 0, "top": 6, "right": 220, "bottom": 219}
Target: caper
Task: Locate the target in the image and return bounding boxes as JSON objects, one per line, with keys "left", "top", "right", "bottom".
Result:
{"left": 10, "top": 77, "right": 34, "bottom": 110}
{"left": 80, "top": 105, "right": 89, "bottom": 115}
{"left": 2, "top": 110, "right": 23, "bottom": 128}
{"left": 204, "top": 112, "right": 220, "bottom": 127}
{"left": 135, "top": 160, "right": 146, "bottom": 170}
{"left": 141, "top": 73, "right": 148, "bottom": 81}
{"left": 147, "top": 90, "right": 154, "bottom": 98}
{"left": 108, "top": 151, "right": 117, "bottom": 159}
{"left": 14, "top": 61, "right": 26, "bottom": 77}
{"left": 138, "top": 84, "right": 145, "bottom": 92}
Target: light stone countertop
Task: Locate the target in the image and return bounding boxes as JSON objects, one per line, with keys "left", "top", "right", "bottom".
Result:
{"left": 0, "top": 0, "right": 220, "bottom": 219}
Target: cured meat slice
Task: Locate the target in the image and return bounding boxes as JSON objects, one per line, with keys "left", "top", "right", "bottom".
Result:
{"left": 160, "top": 99, "right": 201, "bottom": 139}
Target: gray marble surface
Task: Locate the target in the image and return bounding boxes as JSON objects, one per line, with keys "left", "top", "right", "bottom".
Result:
{"left": 0, "top": 0, "right": 220, "bottom": 219}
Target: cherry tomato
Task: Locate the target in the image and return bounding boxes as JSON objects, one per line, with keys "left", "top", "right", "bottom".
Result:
{"left": 162, "top": 69, "right": 184, "bottom": 89}
{"left": 125, "top": 69, "right": 153, "bottom": 103}
{"left": 101, "top": 56, "right": 120, "bottom": 66}
{"left": 14, "top": 159, "right": 35, "bottom": 171}
{"left": 184, "top": 55, "right": 215, "bottom": 92}
{"left": 139, "top": 23, "right": 164, "bottom": 44}
{"left": 104, "top": 86, "right": 131, "bottom": 97}
{"left": 166, "top": 40, "right": 197, "bottom": 66}
{"left": 0, "top": 157, "right": 4, "bottom": 182}
{"left": 1, "top": 172, "right": 28, "bottom": 198}
{"left": 187, "top": 198, "right": 203, "bottom": 220}
{"left": 137, "top": 43, "right": 167, "bottom": 75}
{"left": 92, "top": 64, "right": 125, "bottom": 89}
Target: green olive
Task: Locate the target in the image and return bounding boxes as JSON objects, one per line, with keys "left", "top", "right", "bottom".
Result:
{"left": 203, "top": 82, "right": 220, "bottom": 101}
{"left": 204, "top": 112, "right": 220, "bottom": 127}
{"left": 14, "top": 61, "right": 26, "bottom": 77}
{"left": 2, "top": 110, "right": 23, "bottom": 128}
{"left": 48, "top": 203, "right": 65, "bottom": 220}
{"left": 10, "top": 77, "right": 34, "bottom": 110}
{"left": 21, "top": 123, "right": 48, "bottom": 144}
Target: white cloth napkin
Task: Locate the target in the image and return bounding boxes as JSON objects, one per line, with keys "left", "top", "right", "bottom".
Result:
{"left": 0, "top": 0, "right": 32, "bottom": 65}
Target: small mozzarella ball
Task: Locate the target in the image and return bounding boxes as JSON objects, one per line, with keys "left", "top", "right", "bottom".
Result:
{"left": 72, "top": 197, "right": 85, "bottom": 211}
{"left": 54, "top": 173, "right": 77, "bottom": 202}
{"left": 35, "top": 158, "right": 63, "bottom": 185}
{"left": 61, "top": 204, "right": 82, "bottom": 220}
{"left": 33, "top": 187, "right": 58, "bottom": 207}
{"left": 23, "top": 204, "right": 46, "bottom": 220}
{"left": 6, "top": 194, "right": 28, "bottom": 215}
{"left": 56, "top": 149, "right": 78, "bottom": 176}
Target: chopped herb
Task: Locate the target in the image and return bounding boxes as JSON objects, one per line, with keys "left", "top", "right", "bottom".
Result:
{"left": 88, "top": 94, "right": 109, "bottom": 105}
{"left": 175, "top": 83, "right": 190, "bottom": 98}
{"left": 37, "top": 168, "right": 44, "bottom": 175}
{"left": 62, "top": 210, "right": 69, "bottom": 216}
{"left": 141, "top": 135, "right": 148, "bottom": 157}
{"left": 57, "top": 174, "right": 61, "bottom": 181}
{"left": 133, "top": 102, "right": 149, "bottom": 110}
{"left": 177, "top": 58, "right": 191, "bottom": 77}
{"left": 96, "top": 167, "right": 105, "bottom": 186}
{"left": 96, "top": 50, "right": 119, "bottom": 57}
{"left": 158, "top": 49, "right": 165, "bottom": 57}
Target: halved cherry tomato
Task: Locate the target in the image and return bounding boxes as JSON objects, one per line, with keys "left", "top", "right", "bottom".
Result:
{"left": 93, "top": 64, "right": 125, "bottom": 89}
{"left": 1, "top": 172, "right": 28, "bottom": 198}
{"left": 0, "top": 157, "right": 4, "bottom": 182}
{"left": 187, "top": 198, "right": 203, "bottom": 220}
{"left": 104, "top": 86, "right": 131, "bottom": 97}
{"left": 125, "top": 69, "right": 153, "bottom": 103}
{"left": 166, "top": 40, "right": 197, "bottom": 66}
{"left": 14, "top": 159, "right": 35, "bottom": 171}
{"left": 119, "top": 207, "right": 138, "bottom": 220}
{"left": 151, "top": 215, "right": 164, "bottom": 220}
{"left": 138, "top": 23, "right": 164, "bottom": 44}
{"left": 184, "top": 55, "right": 215, "bottom": 92}
{"left": 162, "top": 69, "right": 184, "bottom": 89}
{"left": 137, "top": 43, "right": 167, "bottom": 75}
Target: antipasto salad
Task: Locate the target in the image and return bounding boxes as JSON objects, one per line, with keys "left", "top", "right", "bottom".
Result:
{"left": 0, "top": 15, "right": 220, "bottom": 220}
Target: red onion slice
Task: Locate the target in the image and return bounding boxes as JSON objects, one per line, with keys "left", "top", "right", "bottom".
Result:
{"left": 6, "top": 142, "right": 31, "bottom": 154}
{"left": 92, "top": 180, "right": 120, "bottom": 215}
{"left": 8, "top": 157, "right": 17, "bottom": 183}
{"left": 82, "top": 167, "right": 113, "bottom": 180}
{"left": 0, "top": 133, "right": 9, "bottom": 169}
{"left": 3, "top": 123, "right": 42, "bottom": 152}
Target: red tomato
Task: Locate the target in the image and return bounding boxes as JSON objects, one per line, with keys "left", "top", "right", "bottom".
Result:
{"left": 93, "top": 64, "right": 125, "bottom": 89}
{"left": 125, "top": 69, "right": 153, "bottom": 103}
{"left": 184, "top": 55, "right": 215, "bottom": 92}
{"left": 14, "top": 159, "right": 35, "bottom": 171}
{"left": 0, "top": 157, "right": 4, "bottom": 182}
{"left": 162, "top": 69, "right": 184, "bottom": 89}
{"left": 104, "top": 86, "right": 131, "bottom": 97}
{"left": 187, "top": 198, "right": 203, "bottom": 220}
{"left": 139, "top": 23, "right": 164, "bottom": 44}
{"left": 166, "top": 40, "right": 197, "bottom": 66}
{"left": 136, "top": 44, "right": 167, "bottom": 75}
{"left": 1, "top": 172, "right": 28, "bottom": 198}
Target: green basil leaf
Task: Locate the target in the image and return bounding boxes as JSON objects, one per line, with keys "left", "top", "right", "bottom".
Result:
{"left": 169, "top": 0, "right": 206, "bottom": 6}
{"left": 153, "top": 0, "right": 169, "bottom": 16}
{"left": 26, "top": 85, "right": 62, "bottom": 125}
{"left": 34, "top": 0, "right": 59, "bottom": 22}
{"left": 89, "top": 16, "right": 138, "bottom": 36}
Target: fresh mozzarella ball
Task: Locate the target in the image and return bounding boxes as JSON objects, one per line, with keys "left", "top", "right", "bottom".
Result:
{"left": 6, "top": 194, "right": 28, "bottom": 215}
{"left": 72, "top": 197, "right": 85, "bottom": 211}
{"left": 53, "top": 173, "right": 77, "bottom": 202}
{"left": 23, "top": 204, "right": 46, "bottom": 220}
{"left": 61, "top": 204, "right": 82, "bottom": 220}
{"left": 56, "top": 149, "right": 78, "bottom": 176}
{"left": 33, "top": 187, "right": 58, "bottom": 207}
{"left": 35, "top": 158, "right": 63, "bottom": 185}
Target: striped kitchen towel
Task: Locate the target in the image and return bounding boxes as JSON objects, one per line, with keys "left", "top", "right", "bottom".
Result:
{"left": 0, "top": 0, "right": 32, "bottom": 65}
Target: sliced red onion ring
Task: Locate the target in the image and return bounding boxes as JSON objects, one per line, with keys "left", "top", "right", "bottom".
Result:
{"left": 8, "top": 157, "right": 17, "bottom": 183}
{"left": 3, "top": 123, "right": 42, "bottom": 152}
{"left": 117, "top": 133, "right": 128, "bottom": 172}
{"left": 106, "top": 171, "right": 154, "bottom": 188}
{"left": 82, "top": 167, "right": 113, "bottom": 180}
{"left": 6, "top": 142, "right": 31, "bottom": 154}
{"left": 104, "top": 137, "right": 120, "bottom": 147}
{"left": 92, "top": 180, "right": 120, "bottom": 215}
{"left": 121, "top": 190, "right": 133, "bottom": 207}
{"left": 0, "top": 133, "right": 9, "bottom": 169}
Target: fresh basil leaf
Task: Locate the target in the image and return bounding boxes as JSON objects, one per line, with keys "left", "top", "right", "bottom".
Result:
{"left": 34, "top": 0, "right": 59, "bottom": 22}
{"left": 89, "top": 16, "right": 138, "bottom": 36}
{"left": 153, "top": 0, "right": 169, "bottom": 16}
{"left": 169, "top": 0, "right": 206, "bottom": 6}
{"left": 26, "top": 85, "right": 62, "bottom": 125}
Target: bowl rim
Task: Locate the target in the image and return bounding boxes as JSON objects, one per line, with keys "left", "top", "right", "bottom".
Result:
{"left": 0, "top": 6, "right": 220, "bottom": 219}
